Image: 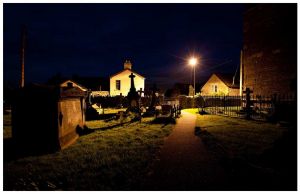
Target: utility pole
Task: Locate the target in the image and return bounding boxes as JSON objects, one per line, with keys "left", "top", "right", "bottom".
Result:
{"left": 20, "top": 26, "right": 26, "bottom": 88}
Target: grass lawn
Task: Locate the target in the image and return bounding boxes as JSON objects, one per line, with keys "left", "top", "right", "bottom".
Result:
{"left": 4, "top": 116, "right": 174, "bottom": 190}
{"left": 186, "top": 108, "right": 297, "bottom": 190}
{"left": 194, "top": 113, "right": 287, "bottom": 163}
{"left": 185, "top": 107, "right": 242, "bottom": 117}
{"left": 183, "top": 108, "right": 200, "bottom": 114}
{"left": 185, "top": 109, "right": 292, "bottom": 164}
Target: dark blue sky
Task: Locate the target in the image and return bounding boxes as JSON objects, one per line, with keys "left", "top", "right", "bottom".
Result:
{"left": 4, "top": 3, "right": 244, "bottom": 89}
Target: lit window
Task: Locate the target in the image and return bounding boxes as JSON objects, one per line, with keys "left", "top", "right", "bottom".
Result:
{"left": 116, "top": 80, "right": 121, "bottom": 90}
{"left": 211, "top": 84, "right": 218, "bottom": 93}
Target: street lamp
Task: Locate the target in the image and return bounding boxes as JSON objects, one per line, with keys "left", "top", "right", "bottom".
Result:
{"left": 188, "top": 57, "right": 198, "bottom": 97}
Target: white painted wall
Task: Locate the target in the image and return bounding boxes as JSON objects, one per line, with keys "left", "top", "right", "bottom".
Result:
{"left": 110, "top": 69, "right": 145, "bottom": 96}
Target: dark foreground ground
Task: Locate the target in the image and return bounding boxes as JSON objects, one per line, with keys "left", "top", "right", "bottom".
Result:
{"left": 3, "top": 110, "right": 297, "bottom": 190}
{"left": 3, "top": 113, "right": 174, "bottom": 190}
{"left": 143, "top": 110, "right": 297, "bottom": 191}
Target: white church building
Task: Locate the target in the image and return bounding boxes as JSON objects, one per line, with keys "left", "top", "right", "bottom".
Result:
{"left": 110, "top": 60, "right": 145, "bottom": 96}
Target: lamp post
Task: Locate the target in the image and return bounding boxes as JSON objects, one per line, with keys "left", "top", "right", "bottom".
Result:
{"left": 189, "top": 57, "right": 198, "bottom": 97}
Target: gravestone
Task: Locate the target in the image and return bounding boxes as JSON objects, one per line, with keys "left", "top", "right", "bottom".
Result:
{"left": 12, "top": 83, "right": 87, "bottom": 153}
{"left": 144, "top": 84, "right": 160, "bottom": 117}
{"left": 127, "top": 73, "right": 140, "bottom": 111}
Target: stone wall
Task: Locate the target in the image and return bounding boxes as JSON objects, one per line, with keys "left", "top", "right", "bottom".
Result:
{"left": 242, "top": 4, "right": 297, "bottom": 96}
{"left": 91, "top": 91, "right": 109, "bottom": 97}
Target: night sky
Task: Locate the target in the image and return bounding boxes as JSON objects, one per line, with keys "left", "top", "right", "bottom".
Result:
{"left": 4, "top": 3, "right": 244, "bottom": 90}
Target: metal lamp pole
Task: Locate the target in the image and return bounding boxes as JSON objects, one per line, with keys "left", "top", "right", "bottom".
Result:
{"left": 193, "top": 65, "right": 195, "bottom": 98}
{"left": 189, "top": 57, "right": 197, "bottom": 98}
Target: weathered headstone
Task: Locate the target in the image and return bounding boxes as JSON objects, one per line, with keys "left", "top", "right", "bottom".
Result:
{"left": 12, "top": 84, "right": 87, "bottom": 153}
{"left": 144, "top": 84, "right": 160, "bottom": 117}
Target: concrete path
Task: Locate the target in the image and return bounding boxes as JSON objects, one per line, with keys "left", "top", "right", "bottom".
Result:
{"left": 144, "top": 110, "right": 226, "bottom": 190}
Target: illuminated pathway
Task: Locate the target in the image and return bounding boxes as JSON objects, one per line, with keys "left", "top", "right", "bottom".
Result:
{"left": 144, "top": 110, "right": 226, "bottom": 190}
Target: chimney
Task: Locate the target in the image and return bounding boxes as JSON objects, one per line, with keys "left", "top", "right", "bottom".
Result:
{"left": 20, "top": 26, "right": 26, "bottom": 88}
{"left": 124, "top": 60, "right": 132, "bottom": 70}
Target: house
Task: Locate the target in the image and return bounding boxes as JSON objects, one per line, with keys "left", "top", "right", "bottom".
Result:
{"left": 110, "top": 60, "right": 145, "bottom": 96}
{"left": 241, "top": 4, "right": 296, "bottom": 96}
{"left": 60, "top": 79, "right": 88, "bottom": 91}
{"left": 48, "top": 76, "right": 110, "bottom": 97}
{"left": 201, "top": 73, "right": 239, "bottom": 95}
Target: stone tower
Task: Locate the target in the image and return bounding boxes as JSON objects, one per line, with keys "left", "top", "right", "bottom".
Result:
{"left": 242, "top": 4, "right": 296, "bottom": 96}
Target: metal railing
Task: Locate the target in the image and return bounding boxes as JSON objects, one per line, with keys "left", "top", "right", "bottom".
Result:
{"left": 195, "top": 94, "right": 296, "bottom": 121}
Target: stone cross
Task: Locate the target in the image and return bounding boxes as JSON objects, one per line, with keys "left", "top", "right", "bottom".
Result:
{"left": 127, "top": 72, "right": 139, "bottom": 109}
{"left": 138, "top": 88, "right": 144, "bottom": 97}
{"left": 129, "top": 73, "right": 136, "bottom": 91}
{"left": 243, "top": 87, "right": 253, "bottom": 119}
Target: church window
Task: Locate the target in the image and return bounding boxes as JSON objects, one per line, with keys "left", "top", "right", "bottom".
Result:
{"left": 116, "top": 80, "right": 121, "bottom": 90}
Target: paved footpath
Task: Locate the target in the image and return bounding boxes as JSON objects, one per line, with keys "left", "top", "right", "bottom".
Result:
{"left": 144, "top": 110, "right": 226, "bottom": 190}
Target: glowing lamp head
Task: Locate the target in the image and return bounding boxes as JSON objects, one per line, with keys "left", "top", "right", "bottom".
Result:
{"left": 189, "top": 57, "right": 198, "bottom": 66}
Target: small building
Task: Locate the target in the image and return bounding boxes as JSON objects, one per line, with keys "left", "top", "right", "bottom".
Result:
{"left": 110, "top": 60, "right": 145, "bottom": 96}
{"left": 60, "top": 79, "right": 88, "bottom": 92}
{"left": 201, "top": 73, "right": 239, "bottom": 96}
{"left": 48, "top": 75, "right": 109, "bottom": 97}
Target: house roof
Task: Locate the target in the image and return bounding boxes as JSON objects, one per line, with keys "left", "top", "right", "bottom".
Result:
{"left": 110, "top": 69, "right": 145, "bottom": 79}
{"left": 60, "top": 79, "right": 88, "bottom": 91}
{"left": 213, "top": 73, "right": 239, "bottom": 89}
{"left": 47, "top": 75, "right": 109, "bottom": 91}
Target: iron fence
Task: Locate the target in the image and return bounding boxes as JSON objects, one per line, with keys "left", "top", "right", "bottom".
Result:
{"left": 195, "top": 94, "right": 296, "bottom": 122}
{"left": 200, "top": 95, "right": 242, "bottom": 117}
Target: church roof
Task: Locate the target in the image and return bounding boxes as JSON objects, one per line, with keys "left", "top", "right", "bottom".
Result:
{"left": 110, "top": 69, "right": 145, "bottom": 79}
